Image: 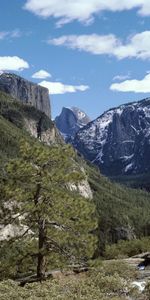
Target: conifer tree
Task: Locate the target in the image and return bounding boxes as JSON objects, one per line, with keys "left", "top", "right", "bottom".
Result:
{"left": 1, "top": 141, "right": 97, "bottom": 279}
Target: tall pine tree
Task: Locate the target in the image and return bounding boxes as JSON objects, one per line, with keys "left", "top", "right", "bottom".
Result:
{"left": 1, "top": 141, "right": 97, "bottom": 279}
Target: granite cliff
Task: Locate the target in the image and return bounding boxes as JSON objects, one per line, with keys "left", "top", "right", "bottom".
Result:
{"left": 55, "top": 107, "right": 90, "bottom": 141}
{"left": 0, "top": 73, "right": 51, "bottom": 118}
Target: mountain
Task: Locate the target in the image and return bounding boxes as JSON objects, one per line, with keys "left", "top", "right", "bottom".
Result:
{"left": 1, "top": 76, "right": 150, "bottom": 255}
{"left": 73, "top": 98, "right": 150, "bottom": 177}
{"left": 55, "top": 106, "right": 91, "bottom": 141}
{"left": 1, "top": 88, "right": 150, "bottom": 250}
{"left": 0, "top": 73, "right": 51, "bottom": 117}
{"left": 0, "top": 89, "right": 61, "bottom": 164}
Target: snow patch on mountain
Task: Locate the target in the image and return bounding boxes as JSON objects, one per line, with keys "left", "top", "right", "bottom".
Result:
{"left": 73, "top": 97, "right": 150, "bottom": 176}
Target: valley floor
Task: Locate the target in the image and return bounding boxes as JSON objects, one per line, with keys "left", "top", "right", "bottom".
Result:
{"left": 0, "top": 259, "right": 150, "bottom": 300}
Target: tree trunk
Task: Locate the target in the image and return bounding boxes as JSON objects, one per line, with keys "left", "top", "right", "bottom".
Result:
{"left": 37, "top": 218, "right": 46, "bottom": 279}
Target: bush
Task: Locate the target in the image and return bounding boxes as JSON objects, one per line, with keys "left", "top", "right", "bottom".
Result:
{"left": 0, "top": 260, "right": 140, "bottom": 300}
{"left": 104, "top": 237, "right": 150, "bottom": 259}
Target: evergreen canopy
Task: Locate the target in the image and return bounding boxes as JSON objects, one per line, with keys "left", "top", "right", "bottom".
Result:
{"left": 0, "top": 141, "right": 97, "bottom": 279}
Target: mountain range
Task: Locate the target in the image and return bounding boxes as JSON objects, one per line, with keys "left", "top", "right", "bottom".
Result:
{"left": 1, "top": 73, "right": 150, "bottom": 249}
{"left": 56, "top": 99, "right": 150, "bottom": 178}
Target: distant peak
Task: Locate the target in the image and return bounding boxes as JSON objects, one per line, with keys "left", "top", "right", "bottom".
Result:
{"left": 55, "top": 106, "right": 91, "bottom": 141}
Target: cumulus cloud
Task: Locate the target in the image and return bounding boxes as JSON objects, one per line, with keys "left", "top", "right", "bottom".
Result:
{"left": 39, "top": 80, "right": 89, "bottom": 95}
{"left": 32, "top": 70, "right": 52, "bottom": 79}
{"left": 114, "top": 31, "right": 150, "bottom": 59}
{"left": 48, "top": 31, "right": 150, "bottom": 60}
{"left": 49, "top": 34, "right": 119, "bottom": 55}
{"left": 110, "top": 74, "right": 150, "bottom": 93}
{"left": 0, "top": 56, "right": 29, "bottom": 71}
{"left": 24, "top": 0, "right": 150, "bottom": 26}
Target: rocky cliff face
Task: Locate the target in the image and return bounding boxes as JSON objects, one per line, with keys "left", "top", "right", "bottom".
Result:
{"left": 0, "top": 73, "right": 51, "bottom": 118}
{"left": 73, "top": 98, "right": 150, "bottom": 176}
{"left": 24, "top": 117, "right": 63, "bottom": 145}
{"left": 55, "top": 107, "right": 91, "bottom": 141}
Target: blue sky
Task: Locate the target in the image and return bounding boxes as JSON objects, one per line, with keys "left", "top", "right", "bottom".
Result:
{"left": 1, "top": 0, "right": 150, "bottom": 120}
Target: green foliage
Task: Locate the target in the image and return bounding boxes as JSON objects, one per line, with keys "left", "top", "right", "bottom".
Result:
{"left": 1, "top": 88, "right": 150, "bottom": 276}
{"left": 105, "top": 237, "right": 150, "bottom": 259}
{"left": 0, "top": 141, "right": 97, "bottom": 278}
{"left": 0, "top": 238, "right": 37, "bottom": 279}
{"left": 0, "top": 261, "right": 138, "bottom": 300}
{"left": 112, "top": 172, "right": 150, "bottom": 192}
{"left": 0, "top": 90, "right": 55, "bottom": 163}
{"left": 0, "top": 114, "right": 30, "bottom": 162}
{"left": 0, "top": 90, "right": 53, "bottom": 131}
{"left": 85, "top": 163, "right": 150, "bottom": 254}
{"left": 94, "top": 260, "right": 137, "bottom": 280}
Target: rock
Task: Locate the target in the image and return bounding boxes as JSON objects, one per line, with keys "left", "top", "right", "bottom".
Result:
{"left": 0, "top": 73, "right": 51, "bottom": 118}
{"left": 73, "top": 98, "right": 150, "bottom": 176}
{"left": 69, "top": 179, "right": 93, "bottom": 199}
{"left": 132, "top": 253, "right": 150, "bottom": 259}
{"left": 132, "top": 280, "right": 146, "bottom": 292}
{"left": 55, "top": 107, "right": 90, "bottom": 141}
{"left": 24, "top": 118, "right": 62, "bottom": 145}
{"left": 0, "top": 224, "right": 33, "bottom": 241}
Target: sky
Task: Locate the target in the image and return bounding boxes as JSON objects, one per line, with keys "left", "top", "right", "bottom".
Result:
{"left": 1, "top": 1, "right": 150, "bottom": 120}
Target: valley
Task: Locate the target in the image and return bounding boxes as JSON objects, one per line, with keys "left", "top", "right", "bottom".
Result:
{"left": 0, "top": 73, "right": 150, "bottom": 299}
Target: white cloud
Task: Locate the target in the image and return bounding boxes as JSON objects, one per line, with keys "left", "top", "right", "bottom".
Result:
{"left": 113, "top": 74, "right": 131, "bottom": 81}
{"left": 48, "top": 31, "right": 150, "bottom": 60}
{"left": 110, "top": 73, "right": 150, "bottom": 93}
{"left": 0, "top": 56, "right": 29, "bottom": 72}
{"left": 114, "top": 31, "right": 150, "bottom": 59}
{"left": 32, "top": 70, "right": 52, "bottom": 79}
{"left": 24, "top": 0, "right": 150, "bottom": 26}
{"left": 39, "top": 80, "right": 89, "bottom": 95}
{"left": 49, "top": 34, "right": 119, "bottom": 55}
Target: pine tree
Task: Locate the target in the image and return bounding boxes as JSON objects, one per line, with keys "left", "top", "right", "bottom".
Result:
{"left": 1, "top": 141, "right": 97, "bottom": 279}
